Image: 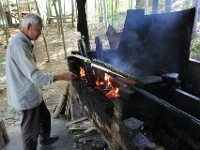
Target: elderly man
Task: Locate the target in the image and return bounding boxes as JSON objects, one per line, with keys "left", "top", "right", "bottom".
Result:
{"left": 6, "top": 13, "right": 77, "bottom": 150}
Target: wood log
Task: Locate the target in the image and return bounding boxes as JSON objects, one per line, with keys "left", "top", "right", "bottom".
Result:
{"left": 78, "top": 134, "right": 101, "bottom": 142}
{"left": 66, "top": 116, "right": 88, "bottom": 126}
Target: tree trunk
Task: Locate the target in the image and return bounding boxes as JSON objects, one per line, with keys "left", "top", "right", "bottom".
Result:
{"left": 76, "top": 0, "right": 90, "bottom": 51}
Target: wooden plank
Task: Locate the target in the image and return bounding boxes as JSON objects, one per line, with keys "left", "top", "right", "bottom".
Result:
{"left": 66, "top": 116, "right": 88, "bottom": 126}
{"left": 78, "top": 134, "right": 101, "bottom": 142}
{"left": 84, "top": 126, "right": 96, "bottom": 133}
{"left": 73, "top": 123, "right": 93, "bottom": 128}
{"left": 68, "top": 127, "right": 88, "bottom": 131}
{"left": 74, "top": 130, "right": 98, "bottom": 140}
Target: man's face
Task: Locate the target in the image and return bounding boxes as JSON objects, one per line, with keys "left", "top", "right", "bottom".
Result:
{"left": 27, "top": 23, "right": 43, "bottom": 40}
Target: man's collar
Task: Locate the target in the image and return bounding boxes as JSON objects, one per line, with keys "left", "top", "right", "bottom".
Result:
{"left": 18, "top": 31, "right": 33, "bottom": 46}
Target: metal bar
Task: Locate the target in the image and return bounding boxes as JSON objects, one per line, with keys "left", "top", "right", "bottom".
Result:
{"left": 93, "top": 58, "right": 140, "bottom": 81}
{"left": 68, "top": 54, "right": 125, "bottom": 79}
{"left": 116, "top": 77, "right": 200, "bottom": 127}
{"left": 91, "top": 63, "right": 124, "bottom": 78}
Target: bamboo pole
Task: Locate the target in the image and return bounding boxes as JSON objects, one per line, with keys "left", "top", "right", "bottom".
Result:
{"left": 0, "top": 1, "right": 9, "bottom": 44}
{"left": 46, "top": 0, "right": 53, "bottom": 24}
{"left": 71, "top": 0, "right": 75, "bottom": 27}
{"left": 102, "top": 0, "right": 108, "bottom": 32}
{"left": 111, "top": 0, "right": 113, "bottom": 26}
{"left": 152, "top": 0, "right": 159, "bottom": 14}
{"left": 145, "top": 0, "right": 149, "bottom": 14}
{"left": 58, "top": 0, "right": 67, "bottom": 58}
{"left": 53, "top": 1, "right": 61, "bottom": 37}
{"left": 34, "top": 0, "right": 50, "bottom": 62}
{"left": 15, "top": 0, "right": 21, "bottom": 28}
{"left": 193, "top": 0, "right": 199, "bottom": 34}
{"left": 26, "top": 0, "right": 31, "bottom": 12}
{"left": 165, "top": 0, "right": 172, "bottom": 13}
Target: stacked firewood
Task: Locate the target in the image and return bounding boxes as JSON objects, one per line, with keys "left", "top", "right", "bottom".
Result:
{"left": 66, "top": 116, "right": 108, "bottom": 150}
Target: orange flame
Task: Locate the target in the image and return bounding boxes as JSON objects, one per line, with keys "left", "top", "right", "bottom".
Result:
{"left": 80, "top": 66, "right": 85, "bottom": 77}
{"left": 114, "top": 88, "right": 119, "bottom": 97}
{"left": 104, "top": 73, "right": 111, "bottom": 88}
{"left": 104, "top": 73, "right": 119, "bottom": 99}
{"left": 80, "top": 67, "right": 120, "bottom": 100}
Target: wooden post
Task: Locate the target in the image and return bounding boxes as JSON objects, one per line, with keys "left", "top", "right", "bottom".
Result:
{"left": 0, "top": 118, "right": 9, "bottom": 149}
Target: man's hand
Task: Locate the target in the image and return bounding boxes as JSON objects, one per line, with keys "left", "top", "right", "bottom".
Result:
{"left": 53, "top": 72, "right": 77, "bottom": 81}
{"left": 62, "top": 72, "right": 77, "bottom": 80}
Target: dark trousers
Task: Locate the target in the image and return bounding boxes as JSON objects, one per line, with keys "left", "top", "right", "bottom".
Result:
{"left": 21, "top": 101, "right": 51, "bottom": 150}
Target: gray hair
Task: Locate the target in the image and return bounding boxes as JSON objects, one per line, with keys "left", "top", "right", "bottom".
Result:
{"left": 21, "top": 13, "right": 43, "bottom": 28}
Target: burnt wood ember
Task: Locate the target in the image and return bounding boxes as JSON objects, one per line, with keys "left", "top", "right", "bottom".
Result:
{"left": 68, "top": 8, "right": 200, "bottom": 150}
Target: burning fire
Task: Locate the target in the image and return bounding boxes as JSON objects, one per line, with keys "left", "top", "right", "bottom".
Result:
{"left": 80, "top": 66, "right": 121, "bottom": 100}
{"left": 80, "top": 66, "right": 86, "bottom": 77}
{"left": 100, "top": 73, "right": 120, "bottom": 100}
{"left": 104, "top": 73, "right": 111, "bottom": 89}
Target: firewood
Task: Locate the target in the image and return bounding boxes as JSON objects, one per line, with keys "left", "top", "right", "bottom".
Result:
{"left": 74, "top": 130, "right": 98, "bottom": 140}
{"left": 78, "top": 134, "right": 101, "bottom": 142}
{"left": 66, "top": 116, "right": 88, "bottom": 126}
{"left": 84, "top": 126, "right": 96, "bottom": 133}
{"left": 68, "top": 126, "right": 88, "bottom": 131}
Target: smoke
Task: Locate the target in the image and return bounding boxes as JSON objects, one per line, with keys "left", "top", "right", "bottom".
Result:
{"left": 106, "top": 8, "right": 195, "bottom": 78}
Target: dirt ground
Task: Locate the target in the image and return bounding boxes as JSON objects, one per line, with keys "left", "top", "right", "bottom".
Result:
{"left": 0, "top": 19, "right": 110, "bottom": 149}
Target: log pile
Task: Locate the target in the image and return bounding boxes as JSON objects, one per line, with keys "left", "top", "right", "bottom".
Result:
{"left": 66, "top": 116, "right": 108, "bottom": 149}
